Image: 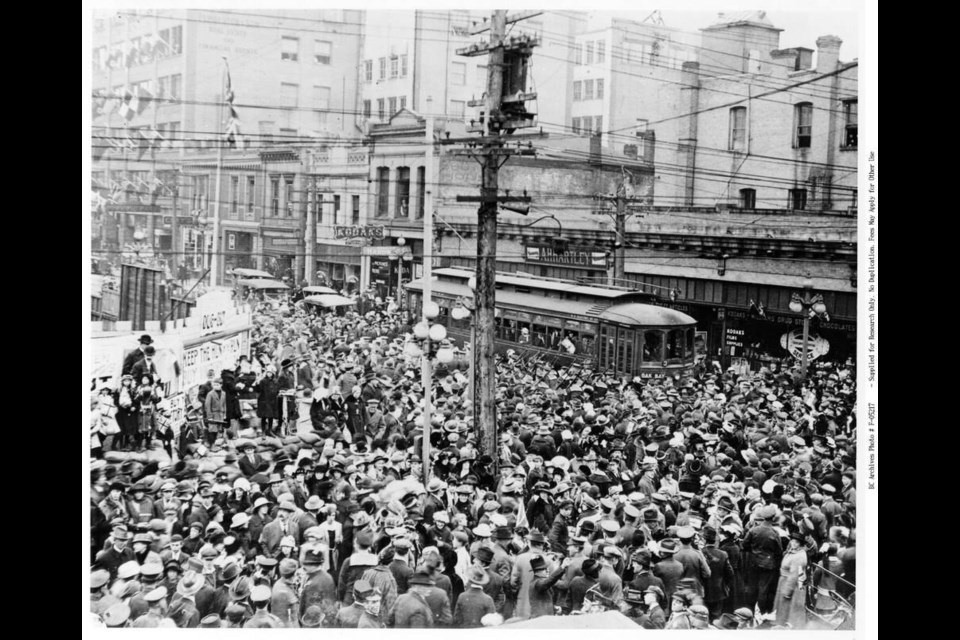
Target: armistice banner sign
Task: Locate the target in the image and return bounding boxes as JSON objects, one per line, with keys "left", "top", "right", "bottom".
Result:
{"left": 181, "top": 332, "right": 249, "bottom": 391}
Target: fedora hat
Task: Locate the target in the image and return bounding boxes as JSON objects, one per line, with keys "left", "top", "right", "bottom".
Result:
{"left": 467, "top": 566, "right": 490, "bottom": 586}
{"left": 177, "top": 571, "right": 205, "bottom": 598}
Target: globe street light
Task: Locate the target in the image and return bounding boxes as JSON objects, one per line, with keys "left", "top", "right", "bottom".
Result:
{"left": 790, "top": 280, "right": 829, "bottom": 379}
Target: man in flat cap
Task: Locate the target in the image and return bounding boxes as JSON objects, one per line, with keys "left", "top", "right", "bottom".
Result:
{"left": 388, "top": 572, "right": 435, "bottom": 628}
{"left": 244, "top": 584, "right": 283, "bottom": 628}
{"left": 742, "top": 504, "right": 783, "bottom": 616}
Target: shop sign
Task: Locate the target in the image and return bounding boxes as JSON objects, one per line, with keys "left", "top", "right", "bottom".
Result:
{"left": 363, "top": 246, "right": 412, "bottom": 258}
{"left": 268, "top": 237, "right": 301, "bottom": 247}
{"left": 334, "top": 225, "right": 384, "bottom": 240}
{"left": 524, "top": 242, "right": 608, "bottom": 269}
{"left": 725, "top": 327, "right": 745, "bottom": 356}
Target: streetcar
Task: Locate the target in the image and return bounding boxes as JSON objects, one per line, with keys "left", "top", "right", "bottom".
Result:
{"left": 404, "top": 268, "right": 698, "bottom": 378}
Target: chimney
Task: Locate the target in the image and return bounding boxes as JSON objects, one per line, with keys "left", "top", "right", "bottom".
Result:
{"left": 589, "top": 131, "right": 602, "bottom": 164}
{"left": 816, "top": 35, "right": 842, "bottom": 73}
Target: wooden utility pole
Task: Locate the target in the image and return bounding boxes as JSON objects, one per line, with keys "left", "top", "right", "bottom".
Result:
{"left": 453, "top": 10, "right": 541, "bottom": 467}
{"left": 595, "top": 167, "right": 644, "bottom": 284}
{"left": 474, "top": 10, "right": 505, "bottom": 464}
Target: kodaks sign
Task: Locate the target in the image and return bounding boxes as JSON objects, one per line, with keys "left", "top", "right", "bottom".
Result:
{"left": 334, "top": 225, "right": 384, "bottom": 240}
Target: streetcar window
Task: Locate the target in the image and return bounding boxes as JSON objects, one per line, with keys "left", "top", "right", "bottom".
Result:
{"left": 559, "top": 330, "right": 578, "bottom": 354}
{"left": 517, "top": 322, "right": 532, "bottom": 344}
{"left": 580, "top": 332, "right": 595, "bottom": 356}
{"left": 643, "top": 330, "right": 663, "bottom": 363}
{"left": 532, "top": 324, "right": 549, "bottom": 348}
{"left": 666, "top": 329, "right": 684, "bottom": 361}
{"left": 617, "top": 328, "right": 636, "bottom": 373}
{"left": 600, "top": 325, "right": 616, "bottom": 369}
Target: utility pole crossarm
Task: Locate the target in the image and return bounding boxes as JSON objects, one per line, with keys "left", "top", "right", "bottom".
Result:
{"left": 468, "top": 10, "right": 543, "bottom": 34}
{"left": 455, "top": 194, "right": 532, "bottom": 203}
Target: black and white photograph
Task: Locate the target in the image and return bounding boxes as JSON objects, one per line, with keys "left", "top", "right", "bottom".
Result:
{"left": 84, "top": 0, "right": 877, "bottom": 633}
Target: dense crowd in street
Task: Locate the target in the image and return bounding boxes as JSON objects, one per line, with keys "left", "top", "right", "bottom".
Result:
{"left": 90, "top": 291, "right": 857, "bottom": 629}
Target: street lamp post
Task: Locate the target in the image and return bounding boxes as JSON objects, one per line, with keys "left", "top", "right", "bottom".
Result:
{"left": 789, "top": 279, "right": 828, "bottom": 379}
{"left": 408, "top": 301, "right": 455, "bottom": 483}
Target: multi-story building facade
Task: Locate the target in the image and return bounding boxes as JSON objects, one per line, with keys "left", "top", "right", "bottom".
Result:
{"left": 359, "top": 10, "right": 586, "bottom": 134}
{"left": 569, "top": 14, "right": 699, "bottom": 151}
{"left": 431, "top": 12, "right": 859, "bottom": 369}
{"left": 91, "top": 8, "right": 366, "bottom": 285}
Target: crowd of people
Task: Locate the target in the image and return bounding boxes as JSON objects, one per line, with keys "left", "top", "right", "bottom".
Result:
{"left": 89, "top": 291, "right": 857, "bottom": 629}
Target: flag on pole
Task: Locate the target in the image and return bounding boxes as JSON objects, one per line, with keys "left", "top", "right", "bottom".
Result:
{"left": 135, "top": 85, "right": 153, "bottom": 115}
{"left": 223, "top": 58, "right": 242, "bottom": 147}
{"left": 117, "top": 88, "right": 138, "bottom": 122}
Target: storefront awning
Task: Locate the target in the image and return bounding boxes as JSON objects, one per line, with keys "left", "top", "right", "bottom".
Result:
{"left": 303, "top": 294, "right": 356, "bottom": 308}
{"left": 231, "top": 268, "right": 274, "bottom": 279}
{"left": 303, "top": 285, "right": 337, "bottom": 295}
{"left": 237, "top": 278, "right": 290, "bottom": 290}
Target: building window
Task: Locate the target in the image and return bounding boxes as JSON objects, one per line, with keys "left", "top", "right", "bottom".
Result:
{"left": 362, "top": 100, "right": 371, "bottom": 118}
{"left": 377, "top": 98, "right": 385, "bottom": 120}
{"left": 842, "top": 99, "right": 858, "bottom": 148}
{"left": 596, "top": 78, "right": 604, "bottom": 99}
{"left": 352, "top": 195, "right": 360, "bottom": 225}
{"left": 390, "top": 56, "right": 399, "bottom": 78}
{"left": 416, "top": 166, "right": 425, "bottom": 219}
{"left": 259, "top": 121, "right": 276, "bottom": 147}
{"left": 581, "top": 116, "right": 592, "bottom": 135}
{"left": 396, "top": 167, "right": 410, "bottom": 217}
{"left": 450, "top": 100, "right": 465, "bottom": 118}
{"left": 596, "top": 40, "right": 605, "bottom": 63}
{"left": 314, "top": 40, "right": 332, "bottom": 64}
{"left": 739, "top": 188, "right": 756, "bottom": 209}
{"left": 230, "top": 176, "right": 239, "bottom": 213}
{"left": 170, "top": 26, "right": 182, "bottom": 55}
{"left": 376, "top": 167, "right": 390, "bottom": 217}
{"left": 400, "top": 54, "right": 408, "bottom": 77}
{"left": 333, "top": 195, "right": 341, "bottom": 225}
{"left": 270, "top": 177, "right": 280, "bottom": 216}
{"left": 364, "top": 60, "right": 373, "bottom": 82}
{"left": 572, "top": 117, "right": 581, "bottom": 134}
{"left": 574, "top": 44, "right": 583, "bottom": 65}
{"left": 573, "top": 81, "right": 582, "bottom": 101}
{"left": 789, "top": 188, "right": 807, "bottom": 210}
{"left": 280, "top": 83, "right": 299, "bottom": 109}
{"left": 247, "top": 176, "right": 256, "bottom": 214}
{"left": 279, "top": 128, "right": 297, "bottom": 142}
{"left": 594, "top": 116, "right": 602, "bottom": 133}
{"left": 314, "top": 86, "right": 330, "bottom": 126}
{"left": 399, "top": 96, "right": 407, "bottom": 110}
{"left": 451, "top": 62, "right": 467, "bottom": 85}
{"left": 285, "top": 177, "right": 295, "bottom": 216}
{"left": 584, "top": 79, "right": 594, "bottom": 101}
{"left": 167, "top": 122, "right": 180, "bottom": 148}
{"left": 170, "top": 74, "right": 182, "bottom": 100}
{"left": 794, "top": 102, "right": 812, "bottom": 148}
{"left": 585, "top": 41, "right": 594, "bottom": 64}
{"left": 379, "top": 57, "right": 387, "bottom": 80}
{"left": 729, "top": 106, "right": 747, "bottom": 151}
{"left": 388, "top": 97, "right": 397, "bottom": 115}
{"left": 281, "top": 36, "right": 299, "bottom": 61}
